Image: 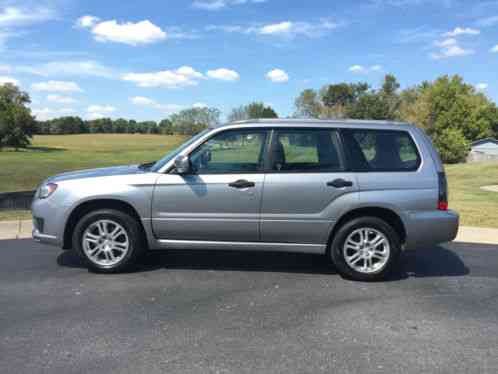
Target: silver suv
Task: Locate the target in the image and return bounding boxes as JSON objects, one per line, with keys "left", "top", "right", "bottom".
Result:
{"left": 32, "top": 119, "right": 459, "bottom": 281}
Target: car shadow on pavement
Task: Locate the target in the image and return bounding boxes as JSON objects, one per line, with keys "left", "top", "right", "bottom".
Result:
{"left": 57, "top": 244, "right": 469, "bottom": 279}
{"left": 387, "top": 245, "right": 470, "bottom": 281}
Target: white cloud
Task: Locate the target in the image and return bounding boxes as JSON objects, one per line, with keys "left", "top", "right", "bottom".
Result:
{"left": 260, "top": 21, "right": 292, "bottom": 35}
{"left": 0, "top": 76, "right": 19, "bottom": 85}
{"left": 31, "top": 80, "right": 83, "bottom": 93}
{"left": 0, "top": 6, "right": 56, "bottom": 27}
{"left": 434, "top": 38, "right": 457, "bottom": 47}
{"left": 443, "top": 27, "right": 480, "bottom": 37}
{"left": 86, "top": 112, "right": 107, "bottom": 120}
{"left": 131, "top": 96, "right": 158, "bottom": 107}
{"left": 32, "top": 108, "right": 75, "bottom": 121}
{"left": 192, "top": 0, "right": 266, "bottom": 10}
{"left": 78, "top": 16, "right": 167, "bottom": 46}
{"left": 87, "top": 105, "right": 116, "bottom": 113}
{"left": 431, "top": 45, "right": 474, "bottom": 59}
{"left": 257, "top": 19, "right": 338, "bottom": 38}
{"left": 86, "top": 105, "right": 116, "bottom": 120}
{"left": 0, "top": 6, "right": 57, "bottom": 47}
{"left": 491, "top": 45, "right": 498, "bottom": 53}
{"left": 266, "top": 69, "right": 289, "bottom": 83}
{"left": 0, "top": 64, "right": 11, "bottom": 72}
{"left": 47, "top": 95, "right": 77, "bottom": 104}
{"left": 75, "top": 15, "right": 99, "bottom": 28}
{"left": 348, "top": 64, "right": 383, "bottom": 74}
{"left": 476, "top": 83, "right": 488, "bottom": 91}
{"left": 208, "top": 19, "right": 339, "bottom": 38}
{"left": 122, "top": 66, "right": 204, "bottom": 88}
{"left": 206, "top": 68, "right": 240, "bottom": 81}
{"left": 130, "top": 96, "right": 185, "bottom": 114}
{"left": 131, "top": 96, "right": 207, "bottom": 113}
{"left": 18, "top": 60, "right": 114, "bottom": 78}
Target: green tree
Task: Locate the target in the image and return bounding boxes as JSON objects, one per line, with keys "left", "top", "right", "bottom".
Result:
{"left": 294, "top": 89, "right": 322, "bottom": 118}
{"left": 246, "top": 102, "right": 278, "bottom": 119}
{"left": 158, "top": 119, "right": 174, "bottom": 135}
{"left": 348, "top": 93, "right": 391, "bottom": 120}
{"left": 227, "top": 105, "right": 248, "bottom": 122}
{"left": 432, "top": 128, "right": 470, "bottom": 163}
{"left": 0, "top": 83, "right": 35, "bottom": 150}
{"left": 399, "top": 75, "right": 495, "bottom": 141}
{"left": 228, "top": 102, "right": 278, "bottom": 122}
{"left": 170, "top": 107, "right": 221, "bottom": 135}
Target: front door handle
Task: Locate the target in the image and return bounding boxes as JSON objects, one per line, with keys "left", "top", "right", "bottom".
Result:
{"left": 229, "top": 179, "right": 256, "bottom": 189}
{"left": 327, "top": 178, "right": 353, "bottom": 188}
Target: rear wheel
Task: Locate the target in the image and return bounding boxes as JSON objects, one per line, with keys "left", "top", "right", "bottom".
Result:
{"left": 72, "top": 209, "right": 145, "bottom": 273}
{"left": 330, "top": 217, "right": 401, "bottom": 281}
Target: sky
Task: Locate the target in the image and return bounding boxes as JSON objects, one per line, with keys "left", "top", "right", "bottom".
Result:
{"left": 0, "top": 0, "right": 497, "bottom": 121}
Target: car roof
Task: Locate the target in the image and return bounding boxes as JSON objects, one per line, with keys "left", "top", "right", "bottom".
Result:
{"left": 216, "top": 118, "right": 414, "bottom": 130}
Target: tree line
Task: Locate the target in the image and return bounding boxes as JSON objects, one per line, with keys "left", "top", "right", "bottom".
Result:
{"left": 1, "top": 75, "right": 498, "bottom": 162}
{"left": 294, "top": 74, "right": 498, "bottom": 163}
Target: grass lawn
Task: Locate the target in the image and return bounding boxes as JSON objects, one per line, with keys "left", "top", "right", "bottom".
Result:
{"left": 0, "top": 134, "right": 188, "bottom": 192}
{"left": 445, "top": 163, "right": 498, "bottom": 228}
{"left": 1, "top": 134, "right": 497, "bottom": 228}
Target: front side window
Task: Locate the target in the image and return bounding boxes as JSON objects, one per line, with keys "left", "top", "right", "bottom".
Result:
{"left": 270, "top": 129, "right": 344, "bottom": 172}
{"left": 190, "top": 130, "right": 268, "bottom": 174}
{"left": 343, "top": 129, "right": 421, "bottom": 172}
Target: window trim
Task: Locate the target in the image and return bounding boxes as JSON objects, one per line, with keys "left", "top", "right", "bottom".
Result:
{"left": 266, "top": 127, "right": 347, "bottom": 174}
{"left": 173, "top": 128, "right": 271, "bottom": 175}
{"left": 340, "top": 128, "right": 422, "bottom": 173}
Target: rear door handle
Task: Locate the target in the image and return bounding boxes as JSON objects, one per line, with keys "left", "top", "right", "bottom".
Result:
{"left": 327, "top": 178, "right": 353, "bottom": 188}
{"left": 229, "top": 179, "right": 256, "bottom": 189}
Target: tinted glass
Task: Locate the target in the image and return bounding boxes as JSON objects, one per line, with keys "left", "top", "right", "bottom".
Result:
{"left": 190, "top": 130, "right": 267, "bottom": 173}
{"left": 271, "top": 129, "right": 344, "bottom": 172}
{"left": 343, "top": 129, "right": 420, "bottom": 171}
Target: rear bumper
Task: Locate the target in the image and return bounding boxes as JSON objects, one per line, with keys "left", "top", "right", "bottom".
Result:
{"left": 404, "top": 209, "right": 459, "bottom": 250}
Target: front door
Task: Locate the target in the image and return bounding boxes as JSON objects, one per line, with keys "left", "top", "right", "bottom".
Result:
{"left": 152, "top": 129, "right": 269, "bottom": 242}
{"left": 260, "top": 128, "right": 358, "bottom": 245}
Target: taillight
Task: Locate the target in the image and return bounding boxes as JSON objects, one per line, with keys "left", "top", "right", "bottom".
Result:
{"left": 438, "top": 172, "right": 448, "bottom": 211}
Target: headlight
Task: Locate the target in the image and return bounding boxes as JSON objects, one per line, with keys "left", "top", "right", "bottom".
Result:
{"left": 39, "top": 183, "right": 58, "bottom": 199}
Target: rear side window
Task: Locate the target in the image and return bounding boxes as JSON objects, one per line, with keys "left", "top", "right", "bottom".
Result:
{"left": 342, "top": 129, "right": 421, "bottom": 172}
{"left": 270, "top": 129, "right": 344, "bottom": 172}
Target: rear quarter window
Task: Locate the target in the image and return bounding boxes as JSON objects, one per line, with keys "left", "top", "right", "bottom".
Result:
{"left": 342, "top": 129, "right": 421, "bottom": 172}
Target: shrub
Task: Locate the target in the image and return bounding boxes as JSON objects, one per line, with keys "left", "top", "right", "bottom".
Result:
{"left": 432, "top": 128, "right": 470, "bottom": 164}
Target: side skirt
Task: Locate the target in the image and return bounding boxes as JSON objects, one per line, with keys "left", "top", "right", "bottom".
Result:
{"left": 152, "top": 239, "right": 326, "bottom": 254}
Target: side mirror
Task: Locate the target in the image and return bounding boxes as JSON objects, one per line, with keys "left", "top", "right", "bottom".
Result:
{"left": 174, "top": 155, "right": 191, "bottom": 174}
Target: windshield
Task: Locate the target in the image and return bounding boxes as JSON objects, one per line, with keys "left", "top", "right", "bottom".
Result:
{"left": 150, "top": 129, "right": 211, "bottom": 172}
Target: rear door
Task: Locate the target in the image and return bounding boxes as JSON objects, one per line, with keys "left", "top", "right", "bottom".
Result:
{"left": 341, "top": 128, "right": 435, "bottom": 212}
{"left": 260, "top": 128, "right": 358, "bottom": 245}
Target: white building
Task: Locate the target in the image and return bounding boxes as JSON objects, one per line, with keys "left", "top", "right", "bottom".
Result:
{"left": 468, "top": 138, "right": 498, "bottom": 162}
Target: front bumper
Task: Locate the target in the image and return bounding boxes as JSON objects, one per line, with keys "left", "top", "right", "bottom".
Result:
{"left": 404, "top": 209, "right": 459, "bottom": 250}
{"left": 31, "top": 197, "right": 65, "bottom": 248}
{"left": 32, "top": 228, "right": 59, "bottom": 246}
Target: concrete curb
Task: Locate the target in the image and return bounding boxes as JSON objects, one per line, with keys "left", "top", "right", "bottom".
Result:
{"left": 0, "top": 220, "right": 33, "bottom": 240}
{"left": 1, "top": 220, "right": 497, "bottom": 246}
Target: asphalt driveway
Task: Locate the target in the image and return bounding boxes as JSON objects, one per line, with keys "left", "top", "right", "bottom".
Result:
{"left": 0, "top": 240, "right": 497, "bottom": 374}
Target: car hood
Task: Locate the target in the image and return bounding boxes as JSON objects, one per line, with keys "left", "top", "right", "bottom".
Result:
{"left": 47, "top": 164, "right": 146, "bottom": 183}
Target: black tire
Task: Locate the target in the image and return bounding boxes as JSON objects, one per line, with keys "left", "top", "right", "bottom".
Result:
{"left": 72, "top": 209, "right": 145, "bottom": 273}
{"left": 330, "top": 216, "right": 401, "bottom": 281}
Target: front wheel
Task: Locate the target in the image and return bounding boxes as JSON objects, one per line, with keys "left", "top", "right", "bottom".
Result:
{"left": 330, "top": 217, "right": 401, "bottom": 281}
{"left": 72, "top": 209, "right": 145, "bottom": 273}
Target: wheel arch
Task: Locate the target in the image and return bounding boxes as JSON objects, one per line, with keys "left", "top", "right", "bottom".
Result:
{"left": 63, "top": 199, "right": 147, "bottom": 249}
{"left": 328, "top": 206, "right": 407, "bottom": 250}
